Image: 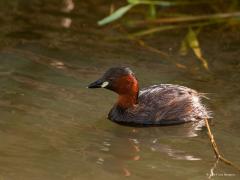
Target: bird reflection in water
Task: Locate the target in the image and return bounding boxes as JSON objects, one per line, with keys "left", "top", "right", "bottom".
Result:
{"left": 96, "top": 121, "right": 205, "bottom": 176}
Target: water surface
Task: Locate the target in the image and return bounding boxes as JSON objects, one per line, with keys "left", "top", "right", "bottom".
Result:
{"left": 0, "top": 0, "right": 240, "bottom": 179}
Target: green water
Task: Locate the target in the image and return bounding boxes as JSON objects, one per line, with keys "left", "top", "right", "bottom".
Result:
{"left": 0, "top": 0, "right": 239, "bottom": 179}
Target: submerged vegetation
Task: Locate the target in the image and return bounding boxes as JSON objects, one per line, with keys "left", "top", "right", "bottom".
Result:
{"left": 98, "top": 0, "right": 240, "bottom": 70}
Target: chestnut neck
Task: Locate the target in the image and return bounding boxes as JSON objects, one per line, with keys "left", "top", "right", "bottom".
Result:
{"left": 115, "top": 75, "right": 139, "bottom": 109}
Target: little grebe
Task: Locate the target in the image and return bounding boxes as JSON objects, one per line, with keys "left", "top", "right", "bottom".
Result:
{"left": 88, "top": 67, "right": 210, "bottom": 125}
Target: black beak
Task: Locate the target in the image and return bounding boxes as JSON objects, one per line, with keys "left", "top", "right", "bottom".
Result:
{"left": 87, "top": 79, "right": 104, "bottom": 88}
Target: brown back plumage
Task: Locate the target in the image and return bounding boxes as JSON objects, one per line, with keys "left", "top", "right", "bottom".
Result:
{"left": 108, "top": 84, "right": 210, "bottom": 125}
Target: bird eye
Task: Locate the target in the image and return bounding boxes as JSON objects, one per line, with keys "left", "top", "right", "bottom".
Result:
{"left": 108, "top": 77, "right": 115, "bottom": 82}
